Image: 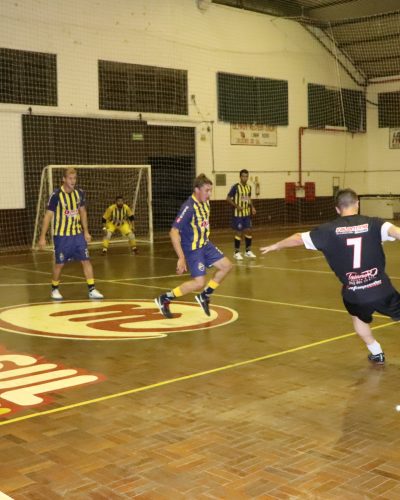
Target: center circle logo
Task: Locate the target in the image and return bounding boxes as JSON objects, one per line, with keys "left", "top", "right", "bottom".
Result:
{"left": 0, "top": 300, "right": 238, "bottom": 340}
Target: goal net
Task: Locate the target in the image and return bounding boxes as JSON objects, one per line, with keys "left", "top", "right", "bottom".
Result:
{"left": 3, "top": 2, "right": 400, "bottom": 255}
{"left": 32, "top": 165, "right": 152, "bottom": 250}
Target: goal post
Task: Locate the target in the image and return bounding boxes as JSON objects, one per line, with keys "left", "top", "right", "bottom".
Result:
{"left": 32, "top": 165, "right": 153, "bottom": 250}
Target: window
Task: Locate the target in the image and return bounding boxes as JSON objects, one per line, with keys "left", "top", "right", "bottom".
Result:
{"left": 0, "top": 48, "right": 57, "bottom": 106}
{"left": 217, "top": 72, "right": 288, "bottom": 125}
{"left": 99, "top": 60, "right": 188, "bottom": 115}
{"left": 378, "top": 91, "right": 400, "bottom": 128}
{"left": 308, "top": 83, "right": 366, "bottom": 132}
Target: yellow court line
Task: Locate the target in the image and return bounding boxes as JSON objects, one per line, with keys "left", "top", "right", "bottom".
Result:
{"left": 0, "top": 320, "right": 396, "bottom": 427}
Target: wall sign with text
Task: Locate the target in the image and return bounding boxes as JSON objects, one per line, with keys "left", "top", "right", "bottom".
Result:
{"left": 389, "top": 128, "right": 400, "bottom": 149}
{"left": 230, "top": 124, "right": 277, "bottom": 146}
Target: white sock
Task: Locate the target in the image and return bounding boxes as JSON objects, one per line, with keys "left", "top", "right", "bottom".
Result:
{"left": 367, "top": 340, "right": 383, "bottom": 355}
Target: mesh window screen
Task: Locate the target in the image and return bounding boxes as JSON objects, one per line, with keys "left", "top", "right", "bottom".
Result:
{"left": 308, "top": 83, "right": 366, "bottom": 132}
{"left": 99, "top": 60, "right": 188, "bottom": 115}
{"left": 0, "top": 48, "right": 57, "bottom": 106}
{"left": 378, "top": 91, "right": 400, "bottom": 128}
{"left": 217, "top": 72, "right": 288, "bottom": 125}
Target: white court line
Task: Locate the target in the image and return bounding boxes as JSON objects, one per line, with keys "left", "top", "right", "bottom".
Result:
{"left": 291, "top": 255, "right": 326, "bottom": 262}
{"left": 4, "top": 263, "right": 400, "bottom": 287}
{"left": 256, "top": 264, "right": 332, "bottom": 274}
{"left": 0, "top": 265, "right": 189, "bottom": 286}
{"left": 0, "top": 264, "right": 392, "bottom": 319}
{"left": 1, "top": 264, "right": 346, "bottom": 314}
{"left": 0, "top": 492, "right": 14, "bottom": 499}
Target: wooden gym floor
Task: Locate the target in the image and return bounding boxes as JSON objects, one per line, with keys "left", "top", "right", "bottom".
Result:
{"left": 0, "top": 227, "right": 400, "bottom": 499}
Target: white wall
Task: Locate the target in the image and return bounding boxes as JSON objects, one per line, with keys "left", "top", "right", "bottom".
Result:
{"left": 0, "top": 113, "right": 24, "bottom": 208}
{"left": 0, "top": 0, "right": 381, "bottom": 208}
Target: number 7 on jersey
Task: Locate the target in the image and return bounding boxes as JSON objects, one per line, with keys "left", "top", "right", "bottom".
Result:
{"left": 347, "top": 237, "right": 362, "bottom": 269}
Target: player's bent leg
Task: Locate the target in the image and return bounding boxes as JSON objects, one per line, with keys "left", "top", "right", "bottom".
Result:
{"left": 102, "top": 231, "right": 113, "bottom": 255}
{"left": 195, "top": 258, "right": 232, "bottom": 317}
{"left": 155, "top": 276, "right": 206, "bottom": 319}
{"left": 212, "top": 256, "right": 233, "bottom": 281}
{"left": 119, "top": 223, "right": 137, "bottom": 254}
{"left": 127, "top": 232, "right": 138, "bottom": 254}
{"left": 351, "top": 315, "right": 385, "bottom": 364}
{"left": 179, "top": 275, "right": 207, "bottom": 295}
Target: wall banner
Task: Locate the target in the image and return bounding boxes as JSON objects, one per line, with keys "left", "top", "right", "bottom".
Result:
{"left": 230, "top": 124, "right": 277, "bottom": 146}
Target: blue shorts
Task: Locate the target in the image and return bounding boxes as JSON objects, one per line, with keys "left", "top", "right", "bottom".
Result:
{"left": 184, "top": 242, "right": 224, "bottom": 277}
{"left": 232, "top": 216, "right": 252, "bottom": 231}
{"left": 54, "top": 233, "right": 90, "bottom": 264}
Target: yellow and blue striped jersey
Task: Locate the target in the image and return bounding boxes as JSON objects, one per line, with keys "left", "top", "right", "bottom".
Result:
{"left": 228, "top": 183, "right": 252, "bottom": 216}
{"left": 172, "top": 194, "right": 210, "bottom": 251}
{"left": 103, "top": 203, "right": 133, "bottom": 226}
{"left": 47, "top": 186, "right": 85, "bottom": 236}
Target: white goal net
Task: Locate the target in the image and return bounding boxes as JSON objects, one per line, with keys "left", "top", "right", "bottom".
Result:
{"left": 32, "top": 165, "right": 153, "bottom": 249}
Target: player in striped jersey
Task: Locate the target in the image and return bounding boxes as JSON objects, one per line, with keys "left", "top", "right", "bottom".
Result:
{"left": 101, "top": 196, "right": 137, "bottom": 255}
{"left": 155, "top": 174, "right": 232, "bottom": 318}
{"left": 227, "top": 169, "right": 257, "bottom": 260}
{"left": 38, "top": 167, "right": 103, "bottom": 300}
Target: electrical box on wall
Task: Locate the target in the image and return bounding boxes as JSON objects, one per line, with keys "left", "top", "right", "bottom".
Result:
{"left": 305, "top": 182, "right": 315, "bottom": 201}
{"left": 215, "top": 174, "right": 226, "bottom": 186}
{"left": 285, "top": 182, "right": 296, "bottom": 203}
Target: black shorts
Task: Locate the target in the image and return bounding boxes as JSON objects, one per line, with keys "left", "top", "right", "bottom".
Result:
{"left": 343, "top": 291, "right": 400, "bottom": 323}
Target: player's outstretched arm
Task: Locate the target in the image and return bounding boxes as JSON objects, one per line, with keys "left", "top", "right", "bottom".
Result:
{"left": 260, "top": 233, "right": 304, "bottom": 254}
{"left": 388, "top": 224, "right": 400, "bottom": 240}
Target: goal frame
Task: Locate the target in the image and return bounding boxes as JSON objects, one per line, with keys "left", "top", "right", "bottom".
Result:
{"left": 32, "top": 164, "right": 153, "bottom": 250}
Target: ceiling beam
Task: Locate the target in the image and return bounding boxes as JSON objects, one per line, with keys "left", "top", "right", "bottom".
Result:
{"left": 307, "top": 0, "right": 400, "bottom": 22}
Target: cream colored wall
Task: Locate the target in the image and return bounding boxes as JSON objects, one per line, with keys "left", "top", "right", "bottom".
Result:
{"left": 365, "top": 81, "right": 400, "bottom": 194}
{"left": 0, "top": 0, "right": 372, "bottom": 208}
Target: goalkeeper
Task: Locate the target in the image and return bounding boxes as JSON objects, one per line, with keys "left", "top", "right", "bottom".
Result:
{"left": 102, "top": 196, "right": 137, "bottom": 255}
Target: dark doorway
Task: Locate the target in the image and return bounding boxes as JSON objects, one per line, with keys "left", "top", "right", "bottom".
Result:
{"left": 149, "top": 155, "right": 195, "bottom": 233}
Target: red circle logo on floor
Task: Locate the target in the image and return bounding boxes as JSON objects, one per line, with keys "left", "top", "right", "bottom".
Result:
{"left": 0, "top": 300, "right": 238, "bottom": 340}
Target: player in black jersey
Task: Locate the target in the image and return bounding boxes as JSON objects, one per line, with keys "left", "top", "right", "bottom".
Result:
{"left": 260, "top": 188, "right": 400, "bottom": 365}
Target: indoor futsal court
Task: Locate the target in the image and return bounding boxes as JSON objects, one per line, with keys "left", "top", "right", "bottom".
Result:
{"left": 3, "top": 0, "right": 400, "bottom": 498}
{"left": 1, "top": 229, "right": 400, "bottom": 498}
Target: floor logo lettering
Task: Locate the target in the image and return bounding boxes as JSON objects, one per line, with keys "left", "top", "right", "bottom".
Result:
{"left": 0, "top": 345, "right": 104, "bottom": 417}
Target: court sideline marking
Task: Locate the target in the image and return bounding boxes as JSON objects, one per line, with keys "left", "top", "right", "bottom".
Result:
{"left": 4, "top": 262, "right": 400, "bottom": 281}
{"left": 0, "top": 264, "right": 392, "bottom": 317}
{"left": 0, "top": 265, "right": 349, "bottom": 315}
{"left": 0, "top": 320, "right": 396, "bottom": 427}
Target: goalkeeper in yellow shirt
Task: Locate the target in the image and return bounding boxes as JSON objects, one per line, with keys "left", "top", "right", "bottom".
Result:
{"left": 102, "top": 196, "right": 137, "bottom": 254}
